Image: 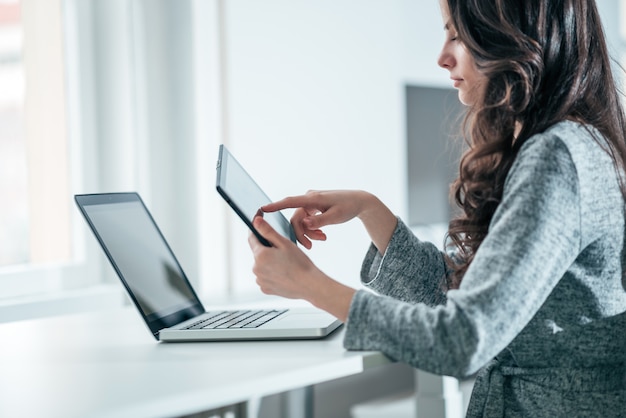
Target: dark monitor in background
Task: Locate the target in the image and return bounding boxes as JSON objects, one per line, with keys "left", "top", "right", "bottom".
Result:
{"left": 406, "top": 85, "right": 465, "bottom": 227}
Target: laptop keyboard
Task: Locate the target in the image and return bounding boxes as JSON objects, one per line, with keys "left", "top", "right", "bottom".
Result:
{"left": 184, "top": 309, "right": 288, "bottom": 330}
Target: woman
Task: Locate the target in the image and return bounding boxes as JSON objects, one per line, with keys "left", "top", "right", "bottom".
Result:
{"left": 248, "top": 0, "right": 626, "bottom": 415}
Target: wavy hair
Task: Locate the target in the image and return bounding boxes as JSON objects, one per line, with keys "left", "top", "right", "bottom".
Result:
{"left": 444, "top": 0, "right": 626, "bottom": 288}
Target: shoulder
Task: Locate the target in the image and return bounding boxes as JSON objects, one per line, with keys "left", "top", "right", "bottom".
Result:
{"left": 516, "top": 121, "right": 612, "bottom": 174}
{"left": 506, "top": 120, "right": 622, "bottom": 244}
{"left": 508, "top": 121, "right": 616, "bottom": 192}
{"left": 504, "top": 122, "right": 579, "bottom": 201}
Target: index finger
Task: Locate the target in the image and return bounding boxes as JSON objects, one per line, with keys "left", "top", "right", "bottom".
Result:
{"left": 262, "top": 195, "right": 313, "bottom": 213}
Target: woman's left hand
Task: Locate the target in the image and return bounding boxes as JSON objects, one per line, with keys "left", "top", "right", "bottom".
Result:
{"left": 248, "top": 215, "right": 321, "bottom": 300}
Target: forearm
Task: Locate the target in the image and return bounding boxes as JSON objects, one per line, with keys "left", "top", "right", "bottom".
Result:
{"left": 360, "top": 219, "right": 449, "bottom": 307}
{"left": 356, "top": 192, "right": 398, "bottom": 254}
{"left": 307, "top": 273, "right": 356, "bottom": 323}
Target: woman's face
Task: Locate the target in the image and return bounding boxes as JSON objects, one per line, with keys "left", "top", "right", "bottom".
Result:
{"left": 437, "top": 1, "right": 485, "bottom": 106}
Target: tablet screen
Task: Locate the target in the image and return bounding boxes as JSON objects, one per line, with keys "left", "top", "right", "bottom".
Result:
{"left": 216, "top": 145, "right": 296, "bottom": 246}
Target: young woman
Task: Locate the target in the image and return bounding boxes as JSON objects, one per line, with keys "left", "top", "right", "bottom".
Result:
{"left": 248, "top": 0, "right": 626, "bottom": 415}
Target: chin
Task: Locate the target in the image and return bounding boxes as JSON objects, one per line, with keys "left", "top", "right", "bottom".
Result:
{"left": 458, "top": 91, "right": 474, "bottom": 106}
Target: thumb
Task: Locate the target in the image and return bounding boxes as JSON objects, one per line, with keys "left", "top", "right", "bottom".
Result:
{"left": 253, "top": 216, "right": 288, "bottom": 248}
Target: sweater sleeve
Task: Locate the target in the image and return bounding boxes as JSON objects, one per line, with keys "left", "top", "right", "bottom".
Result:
{"left": 343, "top": 133, "right": 583, "bottom": 378}
{"left": 360, "top": 218, "right": 448, "bottom": 307}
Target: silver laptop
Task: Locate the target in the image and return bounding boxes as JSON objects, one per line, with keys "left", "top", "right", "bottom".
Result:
{"left": 74, "top": 192, "right": 342, "bottom": 342}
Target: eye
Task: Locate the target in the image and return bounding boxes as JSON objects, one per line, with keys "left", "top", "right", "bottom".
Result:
{"left": 443, "top": 22, "right": 460, "bottom": 43}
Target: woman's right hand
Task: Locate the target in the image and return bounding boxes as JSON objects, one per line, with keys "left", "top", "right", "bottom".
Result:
{"left": 262, "top": 190, "right": 397, "bottom": 253}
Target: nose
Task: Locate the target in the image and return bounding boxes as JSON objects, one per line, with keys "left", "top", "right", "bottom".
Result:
{"left": 438, "top": 45, "right": 454, "bottom": 70}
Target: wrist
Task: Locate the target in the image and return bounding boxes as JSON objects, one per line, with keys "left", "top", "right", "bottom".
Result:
{"left": 308, "top": 273, "right": 356, "bottom": 323}
{"left": 355, "top": 191, "right": 380, "bottom": 221}
{"left": 355, "top": 192, "right": 397, "bottom": 254}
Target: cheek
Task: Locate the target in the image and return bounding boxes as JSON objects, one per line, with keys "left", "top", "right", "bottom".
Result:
{"left": 461, "top": 60, "right": 485, "bottom": 93}
{"left": 457, "top": 48, "right": 479, "bottom": 79}
{"left": 460, "top": 57, "right": 479, "bottom": 81}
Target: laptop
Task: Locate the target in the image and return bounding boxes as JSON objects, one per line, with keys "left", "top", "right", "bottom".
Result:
{"left": 74, "top": 192, "right": 342, "bottom": 342}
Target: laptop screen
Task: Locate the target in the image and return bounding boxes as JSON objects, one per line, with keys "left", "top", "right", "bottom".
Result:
{"left": 75, "top": 193, "right": 204, "bottom": 337}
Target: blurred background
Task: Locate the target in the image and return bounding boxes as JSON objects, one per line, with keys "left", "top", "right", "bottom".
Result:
{"left": 0, "top": 0, "right": 624, "bottom": 320}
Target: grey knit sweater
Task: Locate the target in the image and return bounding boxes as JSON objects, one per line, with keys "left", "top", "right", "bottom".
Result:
{"left": 344, "top": 121, "right": 626, "bottom": 417}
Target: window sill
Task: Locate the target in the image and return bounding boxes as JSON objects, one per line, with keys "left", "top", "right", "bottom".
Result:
{"left": 0, "top": 284, "right": 125, "bottom": 323}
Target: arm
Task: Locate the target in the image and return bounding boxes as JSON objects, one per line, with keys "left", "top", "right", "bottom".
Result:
{"left": 344, "top": 135, "right": 583, "bottom": 376}
{"left": 249, "top": 216, "right": 356, "bottom": 322}
{"left": 361, "top": 218, "right": 449, "bottom": 307}
{"left": 251, "top": 191, "right": 445, "bottom": 319}
{"left": 262, "top": 190, "right": 398, "bottom": 254}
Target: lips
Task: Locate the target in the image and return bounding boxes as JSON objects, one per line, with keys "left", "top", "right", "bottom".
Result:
{"left": 451, "top": 78, "right": 463, "bottom": 88}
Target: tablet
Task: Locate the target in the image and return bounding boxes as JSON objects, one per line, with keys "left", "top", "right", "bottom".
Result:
{"left": 216, "top": 144, "right": 297, "bottom": 247}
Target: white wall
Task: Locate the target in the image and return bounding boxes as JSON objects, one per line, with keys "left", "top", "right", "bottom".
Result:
{"left": 221, "top": 0, "right": 448, "bottom": 292}
{"left": 203, "top": 0, "right": 626, "bottom": 294}
{"left": 70, "top": 0, "right": 624, "bottom": 300}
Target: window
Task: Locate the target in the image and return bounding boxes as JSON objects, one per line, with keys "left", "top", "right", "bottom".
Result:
{"left": 22, "top": 0, "right": 73, "bottom": 266}
{"left": 0, "top": 0, "right": 100, "bottom": 304}
{"left": 0, "top": 1, "right": 28, "bottom": 266}
{"left": 0, "top": 0, "right": 74, "bottom": 271}
{"left": 2, "top": 0, "right": 225, "bottom": 311}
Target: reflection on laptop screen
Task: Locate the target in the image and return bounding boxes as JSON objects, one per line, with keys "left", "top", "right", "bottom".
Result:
{"left": 82, "top": 201, "right": 197, "bottom": 319}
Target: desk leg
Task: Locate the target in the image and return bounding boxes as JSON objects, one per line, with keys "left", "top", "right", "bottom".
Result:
{"left": 182, "top": 401, "right": 247, "bottom": 418}
{"left": 415, "top": 369, "right": 463, "bottom": 418}
{"left": 281, "top": 386, "right": 313, "bottom": 418}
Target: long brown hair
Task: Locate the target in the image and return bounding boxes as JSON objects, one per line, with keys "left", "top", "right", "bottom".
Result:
{"left": 444, "top": 0, "right": 626, "bottom": 288}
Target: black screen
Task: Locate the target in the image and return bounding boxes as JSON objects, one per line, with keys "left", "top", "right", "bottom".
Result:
{"left": 79, "top": 197, "right": 199, "bottom": 320}
{"left": 216, "top": 145, "right": 296, "bottom": 244}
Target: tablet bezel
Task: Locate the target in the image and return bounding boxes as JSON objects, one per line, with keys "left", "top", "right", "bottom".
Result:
{"left": 216, "top": 145, "right": 297, "bottom": 247}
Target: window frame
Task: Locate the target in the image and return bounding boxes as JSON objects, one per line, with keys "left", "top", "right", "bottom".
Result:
{"left": 1, "top": 0, "right": 230, "bottom": 318}
{"left": 0, "top": 0, "right": 119, "bottom": 316}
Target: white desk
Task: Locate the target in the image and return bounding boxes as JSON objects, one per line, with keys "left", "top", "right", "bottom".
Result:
{"left": 0, "top": 307, "right": 391, "bottom": 418}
